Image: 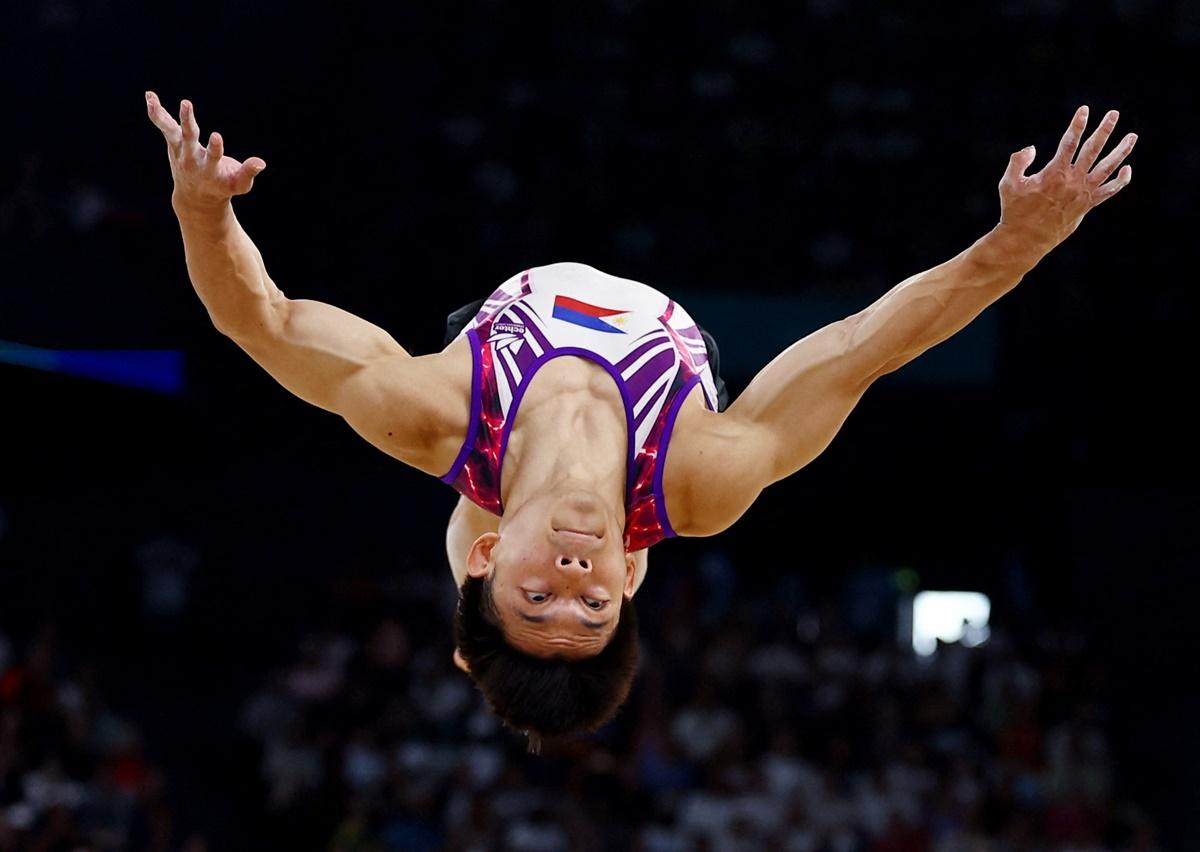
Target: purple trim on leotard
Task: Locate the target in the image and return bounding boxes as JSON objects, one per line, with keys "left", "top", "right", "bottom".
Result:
{"left": 440, "top": 326, "right": 483, "bottom": 484}
{"left": 651, "top": 373, "right": 702, "bottom": 538}
{"left": 494, "top": 348, "right": 637, "bottom": 513}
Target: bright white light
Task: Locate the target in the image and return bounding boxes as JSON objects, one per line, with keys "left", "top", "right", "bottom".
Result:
{"left": 912, "top": 591, "right": 991, "bottom": 656}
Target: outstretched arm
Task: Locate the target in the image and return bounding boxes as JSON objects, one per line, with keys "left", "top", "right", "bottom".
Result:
{"left": 681, "top": 107, "right": 1136, "bottom": 533}
{"left": 146, "top": 93, "right": 454, "bottom": 469}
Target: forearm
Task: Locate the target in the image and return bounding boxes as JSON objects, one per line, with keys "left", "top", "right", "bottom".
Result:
{"left": 848, "top": 224, "right": 1043, "bottom": 381}
{"left": 722, "top": 107, "right": 1136, "bottom": 491}
{"left": 173, "top": 196, "right": 285, "bottom": 338}
{"left": 725, "top": 225, "right": 1048, "bottom": 484}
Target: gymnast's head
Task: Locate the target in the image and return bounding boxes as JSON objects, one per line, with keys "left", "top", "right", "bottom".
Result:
{"left": 453, "top": 488, "right": 640, "bottom": 747}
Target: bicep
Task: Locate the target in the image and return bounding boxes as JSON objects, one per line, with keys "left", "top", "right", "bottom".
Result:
{"left": 229, "top": 297, "right": 410, "bottom": 414}
{"left": 231, "top": 299, "right": 461, "bottom": 471}
{"left": 724, "top": 319, "right": 872, "bottom": 483}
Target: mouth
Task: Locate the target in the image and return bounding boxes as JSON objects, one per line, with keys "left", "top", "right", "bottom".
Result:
{"left": 554, "top": 528, "right": 603, "bottom": 540}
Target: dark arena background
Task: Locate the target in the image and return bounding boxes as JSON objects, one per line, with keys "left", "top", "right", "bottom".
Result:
{"left": 1, "top": 2, "right": 1197, "bottom": 850}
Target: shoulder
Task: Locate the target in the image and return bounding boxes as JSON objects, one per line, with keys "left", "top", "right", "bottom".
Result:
{"left": 662, "top": 402, "right": 776, "bottom": 538}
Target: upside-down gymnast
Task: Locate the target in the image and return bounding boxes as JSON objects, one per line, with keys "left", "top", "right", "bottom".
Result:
{"left": 145, "top": 92, "right": 1136, "bottom": 749}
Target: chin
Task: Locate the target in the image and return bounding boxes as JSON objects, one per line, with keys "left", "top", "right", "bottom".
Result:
{"left": 560, "top": 489, "right": 603, "bottom": 507}
{"left": 552, "top": 493, "right": 609, "bottom": 535}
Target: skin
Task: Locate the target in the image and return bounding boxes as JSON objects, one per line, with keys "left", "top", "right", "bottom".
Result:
{"left": 147, "top": 94, "right": 1136, "bottom": 661}
{"left": 458, "top": 354, "right": 646, "bottom": 658}
{"left": 467, "top": 498, "right": 633, "bottom": 659}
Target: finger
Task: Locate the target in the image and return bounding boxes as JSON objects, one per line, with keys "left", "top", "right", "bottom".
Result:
{"left": 1002, "top": 145, "right": 1038, "bottom": 183}
{"left": 1090, "top": 132, "right": 1137, "bottom": 185}
{"left": 145, "top": 91, "right": 182, "bottom": 145}
{"left": 1074, "top": 109, "right": 1119, "bottom": 170}
{"left": 205, "top": 132, "right": 224, "bottom": 166}
{"left": 180, "top": 99, "right": 200, "bottom": 146}
{"left": 1051, "top": 105, "right": 1089, "bottom": 167}
{"left": 1092, "top": 164, "right": 1132, "bottom": 206}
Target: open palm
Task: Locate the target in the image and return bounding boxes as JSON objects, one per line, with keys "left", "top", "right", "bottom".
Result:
{"left": 145, "top": 91, "right": 266, "bottom": 206}
{"left": 998, "top": 105, "right": 1136, "bottom": 255}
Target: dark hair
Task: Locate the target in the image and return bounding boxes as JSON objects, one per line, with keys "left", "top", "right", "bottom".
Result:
{"left": 453, "top": 574, "right": 640, "bottom": 753}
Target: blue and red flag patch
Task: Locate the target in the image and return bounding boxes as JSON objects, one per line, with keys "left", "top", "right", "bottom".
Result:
{"left": 551, "top": 295, "right": 628, "bottom": 334}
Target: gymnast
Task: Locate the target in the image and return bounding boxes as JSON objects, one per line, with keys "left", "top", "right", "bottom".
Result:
{"left": 145, "top": 92, "right": 1136, "bottom": 748}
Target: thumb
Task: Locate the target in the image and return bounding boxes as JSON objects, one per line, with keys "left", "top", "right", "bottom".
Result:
{"left": 231, "top": 158, "right": 266, "bottom": 196}
{"left": 1002, "top": 145, "right": 1036, "bottom": 183}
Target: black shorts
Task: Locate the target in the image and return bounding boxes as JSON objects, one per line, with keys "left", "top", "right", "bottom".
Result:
{"left": 444, "top": 298, "right": 730, "bottom": 412}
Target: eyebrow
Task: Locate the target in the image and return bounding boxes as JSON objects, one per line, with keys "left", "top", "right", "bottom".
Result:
{"left": 519, "top": 612, "right": 610, "bottom": 630}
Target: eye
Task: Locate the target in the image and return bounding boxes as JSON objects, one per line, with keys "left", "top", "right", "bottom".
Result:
{"left": 584, "top": 598, "right": 608, "bottom": 610}
{"left": 525, "top": 591, "right": 549, "bottom": 604}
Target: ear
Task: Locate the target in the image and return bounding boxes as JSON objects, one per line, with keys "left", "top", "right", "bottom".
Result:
{"left": 453, "top": 648, "right": 471, "bottom": 674}
{"left": 466, "top": 532, "right": 499, "bottom": 579}
{"left": 623, "top": 550, "right": 638, "bottom": 599}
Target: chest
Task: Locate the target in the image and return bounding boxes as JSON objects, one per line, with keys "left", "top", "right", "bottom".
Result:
{"left": 509, "top": 356, "right": 711, "bottom": 523}
{"left": 433, "top": 323, "right": 713, "bottom": 531}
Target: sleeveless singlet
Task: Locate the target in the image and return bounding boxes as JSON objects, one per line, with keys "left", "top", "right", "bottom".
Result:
{"left": 440, "top": 263, "right": 720, "bottom": 551}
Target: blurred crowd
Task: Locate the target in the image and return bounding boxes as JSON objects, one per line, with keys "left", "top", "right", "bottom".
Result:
{"left": 0, "top": 625, "right": 203, "bottom": 852}
{"left": 4, "top": 0, "right": 1190, "bottom": 353}
{"left": 235, "top": 554, "right": 1158, "bottom": 852}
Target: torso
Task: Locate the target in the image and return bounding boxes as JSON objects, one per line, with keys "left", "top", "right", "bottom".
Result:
{"left": 425, "top": 264, "right": 721, "bottom": 545}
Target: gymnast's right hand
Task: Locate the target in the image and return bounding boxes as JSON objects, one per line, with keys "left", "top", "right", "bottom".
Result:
{"left": 144, "top": 91, "right": 266, "bottom": 211}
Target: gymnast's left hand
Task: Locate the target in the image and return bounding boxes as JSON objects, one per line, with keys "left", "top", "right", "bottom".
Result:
{"left": 996, "top": 105, "right": 1137, "bottom": 261}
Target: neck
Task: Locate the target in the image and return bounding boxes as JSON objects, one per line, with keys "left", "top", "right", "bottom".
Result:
{"left": 500, "top": 395, "right": 627, "bottom": 523}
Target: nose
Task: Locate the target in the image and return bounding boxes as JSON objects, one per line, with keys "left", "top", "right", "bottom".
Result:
{"left": 556, "top": 555, "right": 591, "bottom": 573}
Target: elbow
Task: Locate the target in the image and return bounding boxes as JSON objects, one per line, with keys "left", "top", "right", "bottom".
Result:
{"left": 838, "top": 314, "right": 888, "bottom": 392}
{"left": 839, "top": 313, "right": 873, "bottom": 362}
{"left": 842, "top": 310, "right": 926, "bottom": 391}
{"left": 860, "top": 358, "right": 903, "bottom": 389}
{"left": 210, "top": 313, "right": 243, "bottom": 340}
{"left": 214, "top": 297, "right": 288, "bottom": 342}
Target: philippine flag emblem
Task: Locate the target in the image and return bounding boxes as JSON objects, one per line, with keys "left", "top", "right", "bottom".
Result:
{"left": 552, "top": 295, "right": 629, "bottom": 334}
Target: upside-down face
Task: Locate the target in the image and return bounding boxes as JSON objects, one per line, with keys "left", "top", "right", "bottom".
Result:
{"left": 467, "top": 488, "right": 636, "bottom": 659}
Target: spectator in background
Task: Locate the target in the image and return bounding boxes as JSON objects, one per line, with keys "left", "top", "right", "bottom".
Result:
{"left": 235, "top": 563, "right": 1159, "bottom": 852}
{"left": 0, "top": 624, "right": 193, "bottom": 851}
